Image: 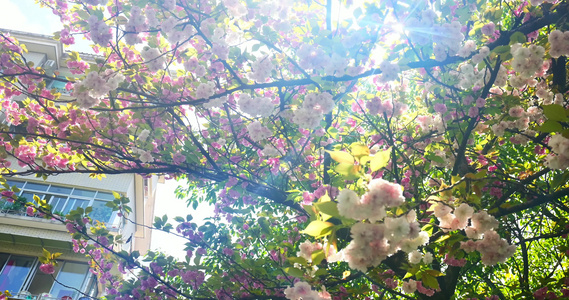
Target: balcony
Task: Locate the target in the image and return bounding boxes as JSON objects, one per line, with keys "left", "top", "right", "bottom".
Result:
{"left": 1, "top": 179, "right": 121, "bottom": 230}
{"left": 1, "top": 253, "right": 98, "bottom": 300}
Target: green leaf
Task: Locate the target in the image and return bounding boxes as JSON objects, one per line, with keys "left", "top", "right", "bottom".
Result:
{"left": 493, "top": 45, "right": 510, "bottom": 55}
{"left": 509, "top": 31, "right": 526, "bottom": 44}
{"left": 334, "top": 163, "right": 361, "bottom": 180}
{"left": 301, "top": 220, "right": 334, "bottom": 237}
{"left": 435, "top": 234, "right": 451, "bottom": 243}
{"left": 314, "top": 268, "right": 328, "bottom": 277}
{"left": 315, "top": 201, "right": 340, "bottom": 220}
{"left": 535, "top": 120, "right": 563, "bottom": 133}
{"left": 287, "top": 257, "right": 308, "bottom": 266}
{"left": 326, "top": 150, "right": 355, "bottom": 164}
{"left": 284, "top": 267, "right": 304, "bottom": 278}
{"left": 258, "top": 217, "right": 271, "bottom": 234}
{"left": 422, "top": 273, "right": 440, "bottom": 289}
{"left": 370, "top": 147, "right": 391, "bottom": 171}
{"left": 311, "top": 249, "right": 325, "bottom": 265}
{"left": 551, "top": 171, "right": 569, "bottom": 189}
{"left": 425, "top": 269, "right": 445, "bottom": 277}
{"left": 350, "top": 143, "right": 370, "bottom": 158}
{"left": 543, "top": 104, "right": 567, "bottom": 122}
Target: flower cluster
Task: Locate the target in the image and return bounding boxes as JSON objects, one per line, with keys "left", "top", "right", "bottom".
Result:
{"left": 545, "top": 134, "right": 569, "bottom": 169}
{"left": 379, "top": 60, "right": 400, "bottom": 82}
{"left": 284, "top": 281, "right": 330, "bottom": 300}
{"left": 342, "top": 216, "right": 429, "bottom": 272}
{"left": 432, "top": 21, "right": 464, "bottom": 61}
{"left": 204, "top": 96, "right": 228, "bottom": 109}
{"left": 402, "top": 279, "right": 418, "bottom": 294}
{"left": 408, "top": 249, "right": 433, "bottom": 265}
{"left": 39, "top": 263, "right": 55, "bottom": 274}
{"left": 490, "top": 107, "right": 530, "bottom": 137}
{"left": 510, "top": 43, "right": 545, "bottom": 78}
{"left": 183, "top": 58, "right": 207, "bottom": 77}
{"left": 210, "top": 28, "right": 229, "bottom": 60}
{"left": 72, "top": 72, "right": 125, "bottom": 109}
{"left": 88, "top": 15, "right": 112, "bottom": 46}
{"left": 223, "top": 0, "right": 247, "bottom": 17}
{"left": 405, "top": 9, "right": 437, "bottom": 45}
{"left": 458, "top": 63, "right": 507, "bottom": 90}
{"left": 247, "top": 121, "right": 272, "bottom": 142}
{"left": 323, "top": 53, "right": 349, "bottom": 77}
{"left": 471, "top": 46, "right": 490, "bottom": 64}
{"left": 366, "top": 98, "right": 408, "bottom": 117}
{"left": 296, "top": 44, "right": 327, "bottom": 70}
{"left": 458, "top": 40, "right": 477, "bottom": 58}
{"left": 338, "top": 179, "right": 405, "bottom": 222}
{"left": 249, "top": 56, "right": 274, "bottom": 83}
{"left": 461, "top": 230, "right": 517, "bottom": 265}
{"left": 481, "top": 22, "right": 496, "bottom": 36}
{"left": 416, "top": 115, "right": 445, "bottom": 133}
{"left": 261, "top": 145, "right": 280, "bottom": 157}
{"left": 195, "top": 82, "right": 216, "bottom": 99}
{"left": 238, "top": 94, "right": 274, "bottom": 117}
{"left": 124, "top": 6, "right": 147, "bottom": 45}
{"left": 132, "top": 147, "right": 154, "bottom": 163}
{"left": 297, "top": 240, "right": 322, "bottom": 261}
{"left": 293, "top": 92, "right": 335, "bottom": 129}
{"left": 434, "top": 202, "right": 515, "bottom": 265}
{"left": 337, "top": 180, "right": 429, "bottom": 271}
{"left": 548, "top": 30, "right": 569, "bottom": 58}
{"left": 141, "top": 47, "right": 166, "bottom": 73}
{"left": 435, "top": 202, "right": 474, "bottom": 232}
{"left": 161, "top": 16, "right": 195, "bottom": 45}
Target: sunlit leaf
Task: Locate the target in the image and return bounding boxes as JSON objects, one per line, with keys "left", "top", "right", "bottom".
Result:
{"left": 370, "top": 147, "right": 391, "bottom": 172}
{"left": 301, "top": 220, "right": 334, "bottom": 237}
{"left": 350, "top": 143, "right": 370, "bottom": 158}
{"left": 326, "top": 150, "right": 355, "bottom": 164}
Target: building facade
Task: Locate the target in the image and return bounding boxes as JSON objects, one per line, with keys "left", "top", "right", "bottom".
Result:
{"left": 0, "top": 30, "right": 159, "bottom": 300}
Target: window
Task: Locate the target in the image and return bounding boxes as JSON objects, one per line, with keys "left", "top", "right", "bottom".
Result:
{"left": 47, "top": 76, "right": 72, "bottom": 95}
{"left": 0, "top": 254, "right": 36, "bottom": 295}
{"left": 0, "top": 180, "right": 118, "bottom": 226}
{"left": 49, "top": 262, "right": 90, "bottom": 299}
{"left": 0, "top": 253, "right": 96, "bottom": 299}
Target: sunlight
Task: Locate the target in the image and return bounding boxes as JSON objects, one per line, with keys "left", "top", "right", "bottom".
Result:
{"left": 392, "top": 22, "right": 405, "bottom": 34}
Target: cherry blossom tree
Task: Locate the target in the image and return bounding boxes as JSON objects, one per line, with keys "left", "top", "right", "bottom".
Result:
{"left": 1, "top": 0, "right": 569, "bottom": 299}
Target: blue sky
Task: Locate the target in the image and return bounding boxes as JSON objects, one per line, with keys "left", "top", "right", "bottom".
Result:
{"left": 0, "top": 1, "right": 62, "bottom": 35}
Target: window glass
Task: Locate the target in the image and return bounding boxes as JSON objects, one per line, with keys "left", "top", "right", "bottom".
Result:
{"left": 5, "top": 180, "right": 25, "bottom": 189}
{"left": 0, "top": 255, "right": 35, "bottom": 295}
{"left": 0, "top": 253, "right": 8, "bottom": 270}
{"left": 71, "top": 189, "right": 96, "bottom": 198}
{"left": 27, "top": 263, "right": 63, "bottom": 295}
{"left": 20, "top": 192, "right": 37, "bottom": 202}
{"left": 95, "top": 192, "right": 114, "bottom": 201}
{"left": 48, "top": 185, "right": 73, "bottom": 195}
{"left": 3, "top": 180, "right": 117, "bottom": 225}
{"left": 21, "top": 192, "right": 51, "bottom": 203}
{"left": 50, "top": 76, "right": 70, "bottom": 94}
{"left": 91, "top": 200, "right": 115, "bottom": 224}
{"left": 23, "top": 182, "right": 49, "bottom": 191}
{"left": 0, "top": 199, "right": 12, "bottom": 210}
{"left": 63, "top": 199, "right": 89, "bottom": 215}
{"left": 49, "top": 196, "right": 68, "bottom": 214}
{"left": 4, "top": 194, "right": 28, "bottom": 212}
{"left": 50, "top": 262, "right": 89, "bottom": 299}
